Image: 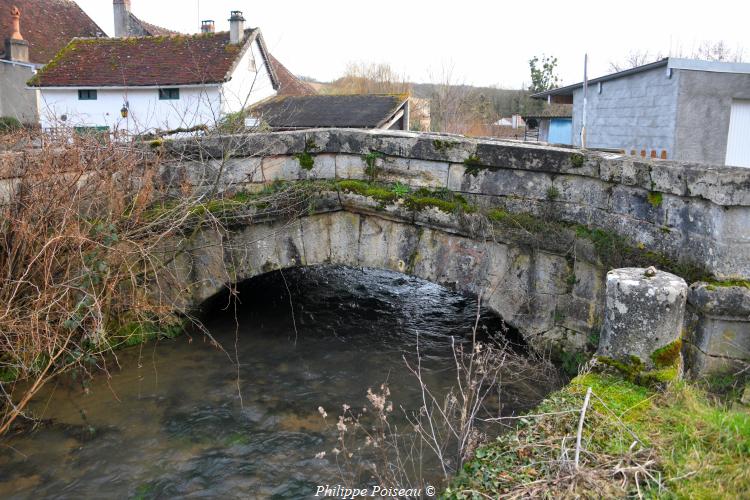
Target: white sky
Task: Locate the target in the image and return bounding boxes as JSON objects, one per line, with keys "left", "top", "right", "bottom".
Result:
{"left": 74, "top": 0, "right": 748, "bottom": 89}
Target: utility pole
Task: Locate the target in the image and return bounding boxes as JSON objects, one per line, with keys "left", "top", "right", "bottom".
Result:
{"left": 581, "top": 53, "right": 588, "bottom": 149}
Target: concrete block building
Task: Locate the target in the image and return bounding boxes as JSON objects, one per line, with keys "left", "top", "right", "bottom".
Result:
{"left": 532, "top": 58, "right": 750, "bottom": 167}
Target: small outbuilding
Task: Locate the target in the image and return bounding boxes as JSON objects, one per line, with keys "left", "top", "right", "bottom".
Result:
{"left": 532, "top": 58, "right": 750, "bottom": 167}
{"left": 250, "top": 94, "right": 410, "bottom": 131}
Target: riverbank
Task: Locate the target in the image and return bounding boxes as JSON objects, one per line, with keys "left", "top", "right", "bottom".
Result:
{"left": 445, "top": 371, "right": 750, "bottom": 498}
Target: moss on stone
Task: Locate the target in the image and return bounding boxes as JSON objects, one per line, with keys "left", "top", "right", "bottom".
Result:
{"left": 647, "top": 191, "right": 663, "bottom": 208}
{"left": 651, "top": 339, "right": 682, "bottom": 369}
{"left": 432, "top": 139, "right": 459, "bottom": 152}
{"left": 463, "top": 154, "right": 483, "bottom": 176}
{"left": 570, "top": 152, "right": 585, "bottom": 168}
{"left": 294, "top": 151, "right": 315, "bottom": 170}
{"left": 704, "top": 279, "right": 750, "bottom": 289}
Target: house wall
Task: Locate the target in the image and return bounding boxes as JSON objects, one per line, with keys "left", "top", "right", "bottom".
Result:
{"left": 38, "top": 86, "right": 222, "bottom": 134}
{"left": 220, "top": 38, "right": 277, "bottom": 115}
{"left": 673, "top": 69, "right": 750, "bottom": 164}
{"left": 572, "top": 65, "right": 679, "bottom": 156}
{"left": 0, "top": 61, "right": 38, "bottom": 124}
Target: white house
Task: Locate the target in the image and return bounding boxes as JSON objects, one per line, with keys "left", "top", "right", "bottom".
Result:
{"left": 29, "top": 11, "right": 280, "bottom": 135}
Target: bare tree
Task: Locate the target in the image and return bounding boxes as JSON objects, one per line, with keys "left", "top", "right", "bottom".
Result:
{"left": 326, "top": 62, "right": 411, "bottom": 95}
{"left": 609, "top": 50, "right": 663, "bottom": 72}
{"left": 692, "top": 40, "right": 745, "bottom": 62}
{"left": 428, "top": 64, "right": 474, "bottom": 135}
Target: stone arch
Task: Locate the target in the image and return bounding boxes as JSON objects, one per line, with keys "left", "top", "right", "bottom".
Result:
{"left": 163, "top": 209, "right": 604, "bottom": 350}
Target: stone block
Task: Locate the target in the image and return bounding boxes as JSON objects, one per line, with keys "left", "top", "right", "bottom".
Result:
{"left": 336, "top": 154, "right": 367, "bottom": 180}
{"left": 260, "top": 155, "right": 302, "bottom": 181}
{"left": 552, "top": 175, "right": 611, "bottom": 209}
{"left": 533, "top": 251, "right": 570, "bottom": 295}
{"left": 300, "top": 153, "right": 336, "bottom": 180}
{"left": 597, "top": 267, "right": 688, "bottom": 370}
{"left": 689, "top": 317, "right": 750, "bottom": 375}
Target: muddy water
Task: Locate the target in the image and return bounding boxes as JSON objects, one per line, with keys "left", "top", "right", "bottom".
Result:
{"left": 0, "top": 266, "right": 559, "bottom": 499}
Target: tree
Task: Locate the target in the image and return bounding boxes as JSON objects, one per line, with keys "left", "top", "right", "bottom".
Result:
{"left": 326, "top": 62, "right": 411, "bottom": 95}
{"left": 528, "top": 55, "right": 560, "bottom": 93}
{"left": 692, "top": 40, "right": 745, "bottom": 62}
{"left": 609, "top": 50, "right": 663, "bottom": 72}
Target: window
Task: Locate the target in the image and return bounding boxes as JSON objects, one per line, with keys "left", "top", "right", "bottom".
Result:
{"left": 78, "top": 89, "right": 97, "bottom": 100}
{"left": 159, "top": 88, "right": 180, "bottom": 100}
{"left": 248, "top": 53, "right": 257, "bottom": 72}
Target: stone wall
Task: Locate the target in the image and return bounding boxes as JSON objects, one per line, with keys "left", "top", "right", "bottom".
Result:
{"left": 157, "top": 128, "right": 750, "bottom": 374}
{"left": 163, "top": 128, "right": 750, "bottom": 280}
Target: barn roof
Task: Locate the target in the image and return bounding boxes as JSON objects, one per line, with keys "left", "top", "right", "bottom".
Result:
{"left": 0, "top": 0, "right": 104, "bottom": 64}
{"left": 29, "top": 29, "right": 280, "bottom": 88}
{"left": 252, "top": 94, "right": 408, "bottom": 129}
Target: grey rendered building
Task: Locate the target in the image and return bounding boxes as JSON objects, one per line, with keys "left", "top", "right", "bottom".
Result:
{"left": 532, "top": 58, "right": 750, "bottom": 167}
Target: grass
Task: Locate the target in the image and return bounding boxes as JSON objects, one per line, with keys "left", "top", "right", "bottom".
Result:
{"left": 446, "top": 371, "right": 750, "bottom": 499}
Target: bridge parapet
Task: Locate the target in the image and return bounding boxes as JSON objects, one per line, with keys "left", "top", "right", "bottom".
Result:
{"left": 157, "top": 129, "right": 750, "bottom": 375}
{"left": 164, "top": 128, "right": 750, "bottom": 281}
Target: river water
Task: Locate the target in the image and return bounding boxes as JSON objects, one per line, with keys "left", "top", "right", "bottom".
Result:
{"left": 0, "top": 266, "right": 560, "bottom": 498}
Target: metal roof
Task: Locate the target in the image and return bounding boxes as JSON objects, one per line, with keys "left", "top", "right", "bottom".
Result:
{"left": 531, "top": 57, "right": 750, "bottom": 98}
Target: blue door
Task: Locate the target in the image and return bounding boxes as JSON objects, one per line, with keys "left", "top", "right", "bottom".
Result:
{"left": 548, "top": 118, "right": 572, "bottom": 145}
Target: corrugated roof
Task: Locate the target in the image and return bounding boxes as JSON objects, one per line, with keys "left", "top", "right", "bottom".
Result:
{"left": 252, "top": 94, "right": 408, "bottom": 128}
{"left": 0, "top": 0, "right": 104, "bottom": 64}
{"left": 531, "top": 57, "right": 750, "bottom": 99}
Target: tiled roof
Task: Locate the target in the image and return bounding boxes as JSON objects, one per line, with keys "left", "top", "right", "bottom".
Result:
{"left": 0, "top": 0, "right": 104, "bottom": 64}
{"left": 130, "top": 14, "right": 179, "bottom": 37}
{"left": 30, "top": 30, "right": 277, "bottom": 88}
{"left": 267, "top": 53, "right": 316, "bottom": 96}
{"left": 122, "top": 14, "right": 314, "bottom": 96}
{"left": 251, "top": 94, "right": 408, "bottom": 129}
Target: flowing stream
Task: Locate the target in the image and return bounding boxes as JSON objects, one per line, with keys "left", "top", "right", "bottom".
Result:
{"left": 0, "top": 266, "right": 560, "bottom": 498}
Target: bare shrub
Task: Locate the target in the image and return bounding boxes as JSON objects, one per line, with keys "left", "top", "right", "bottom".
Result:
{"left": 317, "top": 321, "right": 561, "bottom": 495}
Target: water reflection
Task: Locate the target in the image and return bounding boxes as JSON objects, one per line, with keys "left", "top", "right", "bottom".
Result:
{"left": 0, "top": 266, "right": 558, "bottom": 499}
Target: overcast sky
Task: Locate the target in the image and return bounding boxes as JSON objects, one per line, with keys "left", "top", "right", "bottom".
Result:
{"left": 74, "top": 0, "right": 747, "bottom": 89}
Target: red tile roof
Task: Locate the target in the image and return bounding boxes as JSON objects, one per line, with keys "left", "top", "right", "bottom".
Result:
{"left": 121, "top": 15, "right": 313, "bottom": 96}
{"left": 0, "top": 0, "right": 104, "bottom": 64}
{"left": 30, "top": 30, "right": 278, "bottom": 88}
{"left": 267, "top": 53, "right": 316, "bottom": 96}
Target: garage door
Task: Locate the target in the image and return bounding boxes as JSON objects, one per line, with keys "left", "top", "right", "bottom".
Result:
{"left": 726, "top": 100, "right": 750, "bottom": 167}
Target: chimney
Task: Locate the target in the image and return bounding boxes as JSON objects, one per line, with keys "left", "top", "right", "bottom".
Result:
{"left": 229, "top": 11, "right": 245, "bottom": 44}
{"left": 113, "top": 0, "right": 131, "bottom": 37}
{"left": 4, "top": 6, "right": 28, "bottom": 62}
{"left": 201, "top": 20, "right": 215, "bottom": 34}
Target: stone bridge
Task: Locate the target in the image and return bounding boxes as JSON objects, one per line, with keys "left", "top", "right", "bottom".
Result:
{"left": 154, "top": 129, "right": 750, "bottom": 375}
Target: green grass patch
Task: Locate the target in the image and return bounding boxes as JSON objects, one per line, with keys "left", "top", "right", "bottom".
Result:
{"left": 704, "top": 279, "right": 750, "bottom": 290}
{"left": 335, "top": 181, "right": 476, "bottom": 215}
{"left": 647, "top": 191, "right": 664, "bottom": 208}
{"left": 447, "top": 372, "right": 750, "bottom": 498}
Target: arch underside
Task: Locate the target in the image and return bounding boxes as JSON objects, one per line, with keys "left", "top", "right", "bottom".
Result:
{"left": 159, "top": 209, "right": 605, "bottom": 352}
